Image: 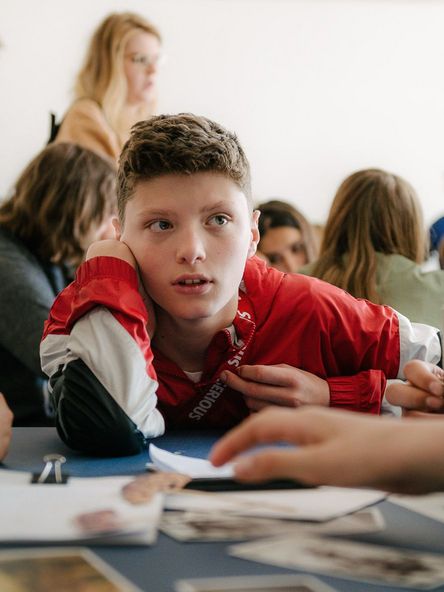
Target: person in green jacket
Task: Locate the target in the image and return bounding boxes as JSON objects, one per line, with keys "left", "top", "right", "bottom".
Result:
{"left": 300, "top": 168, "right": 444, "bottom": 328}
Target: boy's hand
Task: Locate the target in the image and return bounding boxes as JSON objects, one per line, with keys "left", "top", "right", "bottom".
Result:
{"left": 0, "top": 394, "right": 13, "bottom": 461}
{"left": 386, "top": 360, "right": 444, "bottom": 413}
{"left": 85, "top": 240, "right": 156, "bottom": 338}
{"left": 86, "top": 239, "right": 137, "bottom": 268}
{"left": 220, "top": 364, "right": 330, "bottom": 411}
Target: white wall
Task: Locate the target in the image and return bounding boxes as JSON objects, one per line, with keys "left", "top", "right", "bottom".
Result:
{"left": 1, "top": 0, "right": 444, "bottom": 225}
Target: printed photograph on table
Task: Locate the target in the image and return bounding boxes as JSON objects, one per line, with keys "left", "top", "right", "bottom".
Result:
{"left": 0, "top": 547, "right": 141, "bottom": 592}
{"left": 175, "top": 573, "right": 338, "bottom": 592}
{"left": 229, "top": 534, "right": 444, "bottom": 589}
{"left": 161, "top": 507, "right": 385, "bottom": 542}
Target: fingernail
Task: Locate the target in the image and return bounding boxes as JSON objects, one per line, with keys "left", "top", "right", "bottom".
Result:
{"left": 234, "top": 457, "right": 254, "bottom": 477}
{"left": 220, "top": 371, "right": 227, "bottom": 383}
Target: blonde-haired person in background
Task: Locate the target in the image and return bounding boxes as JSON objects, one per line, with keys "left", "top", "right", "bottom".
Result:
{"left": 301, "top": 168, "right": 444, "bottom": 328}
{"left": 0, "top": 143, "right": 117, "bottom": 425}
{"left": 55, "top": 12, "right": 163, "bottom": 163}
{"left": 257, "top": 200, "right": 319, "bottom": 273}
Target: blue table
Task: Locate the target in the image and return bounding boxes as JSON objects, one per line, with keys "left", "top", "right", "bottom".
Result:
{"left": 3, "top": 428, "right": 222, "bottom": 477}
{"left": 3, "top": 428, "right": 444, "bottom": 592}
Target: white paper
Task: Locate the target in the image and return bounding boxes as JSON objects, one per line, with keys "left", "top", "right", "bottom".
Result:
{"left": 149, "top": 443, "right": 234, "bottom": 478}
{"left": 0, "top": 472, "right": 163, "bottom": 544}
{"left": 390, "top": 492, "right": 444, "bottom": 524}
{"left": 165, "top": 486, "right": 386, "bottom": 522}
{"left": 0, "top": 468, "right": 33, "bottom": 485}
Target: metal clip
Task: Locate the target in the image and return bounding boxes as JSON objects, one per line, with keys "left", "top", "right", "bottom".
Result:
{"left": 36, "top": 454, "right": 67, "bottom": 484}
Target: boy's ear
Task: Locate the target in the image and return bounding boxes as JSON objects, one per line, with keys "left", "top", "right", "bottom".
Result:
{"left": 113, "top": 218, "right": 122, "bottom": 240}
{"left": 247, "top": 210, "right": 260, "bottom": 259}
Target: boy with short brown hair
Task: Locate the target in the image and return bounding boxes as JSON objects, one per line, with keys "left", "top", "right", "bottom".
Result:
{"left": 41, "top": 113, "right": 440, "bottom": 456}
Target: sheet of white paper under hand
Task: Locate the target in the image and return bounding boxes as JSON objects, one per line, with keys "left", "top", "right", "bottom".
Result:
{"left": 149, "top": 444, "right": 234, "bottom": 479}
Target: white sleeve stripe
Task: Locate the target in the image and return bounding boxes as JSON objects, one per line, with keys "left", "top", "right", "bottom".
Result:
{"left": 41, "top": 307, "right": 164, "bottom": 437}
{"left": 396, "top": 312, "right": 441, "bottom": 379}
{"left": 40, "top": 333, "right": 77, "bottom": 380}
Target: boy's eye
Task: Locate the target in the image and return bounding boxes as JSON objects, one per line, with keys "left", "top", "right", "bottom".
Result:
{"left": 148, "top": 220, "right": 172, "bottom": 232}
{"left": 208, "top": 214, "right": 229, "bottom": 227}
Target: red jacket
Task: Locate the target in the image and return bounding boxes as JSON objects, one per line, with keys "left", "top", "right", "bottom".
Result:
{"left": 41, "top": 256, "right": 440, "bottom": 455}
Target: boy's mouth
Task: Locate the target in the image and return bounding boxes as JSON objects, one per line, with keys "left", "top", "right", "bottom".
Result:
{"left": 179, "top": 279, "right": 206, "bottom": 285}
{"left": 173, "top": 275, "right": 212, "bottom": 287}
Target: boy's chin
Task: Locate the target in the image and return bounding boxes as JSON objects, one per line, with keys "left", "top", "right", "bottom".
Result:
{"left": 165, "top": 303, "right": 235, "bottom": 325}
{"left": 171, "top": 308, "right": 218, "bottom": 322}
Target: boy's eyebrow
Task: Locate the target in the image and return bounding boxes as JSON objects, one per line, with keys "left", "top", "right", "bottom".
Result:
{"left": 135, "top": 201, "right": 233, "bottom": 218}
{"left": 135, "top": 208, "right": 174, "bottom": 218}
{"left": 200, "top": 201, "right": 232, "bottom": 212}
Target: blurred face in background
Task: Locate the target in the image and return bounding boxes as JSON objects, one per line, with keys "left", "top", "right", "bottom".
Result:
{"left": 124, "top": 31, "right": 162, "bottom": 105}
{"left": 258, "top": 226, "right": 307, "bottom": 273}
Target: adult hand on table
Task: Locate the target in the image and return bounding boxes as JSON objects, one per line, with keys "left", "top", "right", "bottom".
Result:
{"left": 0, "top": 394, "right": 13, "bottom": 461}
{"left": 210, "top": 405, "right": 444, "bottom": 494}
{"left": 220, "top": 364, "right": 329, "bottom": 412}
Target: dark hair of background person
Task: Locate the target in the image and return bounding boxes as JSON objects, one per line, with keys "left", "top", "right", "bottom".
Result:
{"left": 311, "top": 168, "right": 426, "bottom": 303}
{"left": 257, "top": 199, "right": 319, "bottom": 264}
{"left": 0, "top": 143, "right": 117, "bottom": 268}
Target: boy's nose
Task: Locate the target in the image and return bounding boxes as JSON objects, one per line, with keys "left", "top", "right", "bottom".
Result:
{"left": 176, "top": 231, "right": 206, "bottom": 264}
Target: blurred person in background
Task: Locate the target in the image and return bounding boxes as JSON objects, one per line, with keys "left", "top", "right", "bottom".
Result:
{"left": 0, "top": 143, "right": 117, "bottom": 425}
{"left": 257, "top": 199, "right": 318, "bottom": 273}
{"left": 54, "top": 12, "right": 163, "bottom": 163}
{"left": 301, "top": 168, "right": 444, "bottom": 328}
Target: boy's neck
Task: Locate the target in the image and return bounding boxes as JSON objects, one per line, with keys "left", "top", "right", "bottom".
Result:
{"left": 152, "top": 306, "right": 237, "bottom": 372}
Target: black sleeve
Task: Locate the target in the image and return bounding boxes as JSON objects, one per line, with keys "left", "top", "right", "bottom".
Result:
{"left": 50, "top": 359, "right": 147, "bottom": 456}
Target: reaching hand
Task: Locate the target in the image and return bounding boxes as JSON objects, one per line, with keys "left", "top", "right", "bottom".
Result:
{"left": 221, "top": 364, "right": 330, "bottom": 412}
{"left": 210, "top": 406, "right": 444, "bottom": 493}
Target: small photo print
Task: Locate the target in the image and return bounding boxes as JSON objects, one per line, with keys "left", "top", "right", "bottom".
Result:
{"left": 161, "top": 511, "right": 300, "bottom": 542}
{"left": 0, "top": 547, "right": 141, "bottom": 592}
{"left": 175, "top": 573, "right": 338, "bottom": 592}
{"left": 161, "top": 508, "right": 385, "bottom": 543}
{"left": 229, "top": 534, "right": 444, "bottom": 589}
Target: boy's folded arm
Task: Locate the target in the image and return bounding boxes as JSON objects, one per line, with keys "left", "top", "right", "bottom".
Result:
{"left": 40, "top": 256, "right": 165, "bottom": 456}
{"left": 321, "top": 288, "right": 441, "bottom": 377}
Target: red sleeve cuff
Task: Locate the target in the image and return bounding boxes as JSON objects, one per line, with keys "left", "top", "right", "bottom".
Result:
{"left": 327, "top": 370, "right": 386, "bottom": 414}
{"left": 43, "top": 256, "right": 147, "bottom": 340}
{"left": 76, "top": 256, "right": 138, "bottom": 287}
